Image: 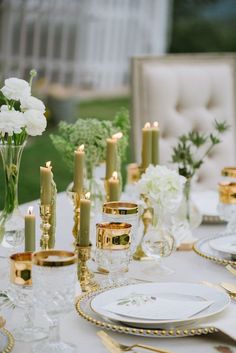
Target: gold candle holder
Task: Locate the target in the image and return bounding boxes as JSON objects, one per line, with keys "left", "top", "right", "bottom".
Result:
{"left": 221, "top": 167, "right": 236, "bottom": 178}
{"left": 10, "top": 252, "right": 32, "bottom": 286}
{"left": 77, "top": 244, "right": 99, "bottom": 292}
{"left": 72, "top": 191, "right": 81, "bottom": 251}
{"left": 133, "top": 207, "right": 153, "bottom": 261}
{"left": 40, "top": 204, "right": 51, "bottom": 250}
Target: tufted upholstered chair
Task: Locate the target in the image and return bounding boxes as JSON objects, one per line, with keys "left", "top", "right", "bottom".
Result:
{"left": 131, "top": 54, "right": 236, "bottom": 190}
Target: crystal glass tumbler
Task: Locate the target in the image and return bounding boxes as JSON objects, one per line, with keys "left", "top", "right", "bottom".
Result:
{"left": 96, "top": 222, "right": 132, "bottom": 286}
{"left": 32, "top": 250, "right": 77, "bottom": 353}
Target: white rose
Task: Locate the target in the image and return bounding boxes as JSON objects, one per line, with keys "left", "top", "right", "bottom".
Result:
{"left": 24, "top": 109, "right": 47, "bottom": 136}
{"left": 1, "top": 78, "right": 31, "bottom": 101}
{"left": 20, "top": 96, "right": 45, "bottom": 113}
{"left": 0, "top": 105, "right": 25, "bottom": 136}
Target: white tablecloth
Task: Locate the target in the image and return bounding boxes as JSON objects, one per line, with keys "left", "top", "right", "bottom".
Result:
{"left": 1, "top": 193, "right": 236, "bottom": 353}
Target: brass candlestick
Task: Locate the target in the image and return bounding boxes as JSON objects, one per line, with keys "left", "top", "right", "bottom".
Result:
{"left": 77, "top": 244, "right": 99, "bottom": 292}
{"left": 72, "top": 191, "right": 81, "bottom": 251}
{"left": 40, "top": 204, "right": 51, "bottom": 250}
{"left": 133, "top": 207, "right": 153, "bottom": 260}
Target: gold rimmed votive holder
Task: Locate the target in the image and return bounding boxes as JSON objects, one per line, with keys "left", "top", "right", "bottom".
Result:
{"left": 221, "top": 167, "right": 236, "bottom": 179}
{"left": 77, "top": 244, "right": 99, "bottom": 292}
{"left": 40, "top": 204, "right": 51, "bottom": 250}
{"left": 218, "top": 182, "right": 236, "bottom": 233}
{"left": 10, "top": 252, "right": 48, "bottom": 342}
{"left": 95, "top": 222, "right": 132, "bottom": 286}
{"left": 10, "top": 252, "right": 33, "bottom": 286}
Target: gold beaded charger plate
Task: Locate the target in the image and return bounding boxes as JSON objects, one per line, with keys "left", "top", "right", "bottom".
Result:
{"left": 193, "top": 233, "right": 236, "bottom": 266}
{"left": 0, "top": 328, "right": 15, "bottom": 353}
{"left": 75, "top": 284, "right": 229, "bottom": 338}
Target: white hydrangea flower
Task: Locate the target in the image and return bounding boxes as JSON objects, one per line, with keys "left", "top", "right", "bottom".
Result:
{"left": 24, "top": 109, "right": 47, "bottom": 136}
{"left": 1, "top": 78, "right": 31, "bottom": 101}
{"left": 137, "top": 165, "right": 186, "bottom": 213}
{"left": 0, "top": 105, "right": 25, "bottom": 136}
{"left": 20, "top": 96, "right": 45, "bottom": 113}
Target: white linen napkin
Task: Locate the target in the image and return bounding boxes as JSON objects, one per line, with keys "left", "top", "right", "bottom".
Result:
{"left": 104, "top": 292, "right": 213, "bottom": 320}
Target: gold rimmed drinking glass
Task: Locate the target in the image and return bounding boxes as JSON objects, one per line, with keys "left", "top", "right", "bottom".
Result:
{"left": 218, "top": 182, "right": 236, "bottom": 232}
{"left": 96, "top": 222, "right": 132, "bottom": 286}
{"left": 9, "top": 252, "right": 47, "bottom": 342}
{"left": 32, "top": 250, "right": 77, "bottom": 353}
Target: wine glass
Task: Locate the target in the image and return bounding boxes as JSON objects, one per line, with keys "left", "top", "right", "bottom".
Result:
{"left": 32, "top": 250, "right": 77, "bottom": 353}
{"left": 95, "top": 222, "right": 132, "bottom": 286}
{"left": 9, "top": 252, "right": 47, "bottom": 342}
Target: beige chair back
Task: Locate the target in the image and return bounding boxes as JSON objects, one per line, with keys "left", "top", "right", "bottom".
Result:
{"left": 131, "top": 54, "right": 236, "bottom": 189}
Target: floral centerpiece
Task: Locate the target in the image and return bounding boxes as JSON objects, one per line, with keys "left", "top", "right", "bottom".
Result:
{"left": 0, "top": 70, "right": 47, "bottom": 248}
{"left": 133, "top": 165, "right": 185, "bottom": 262}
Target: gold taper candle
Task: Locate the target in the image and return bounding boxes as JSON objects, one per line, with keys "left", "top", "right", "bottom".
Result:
{"left": 108, "top": 171, "right": 120, "bottom": 201}
{"left": 73, "top": 144, "right": 85, "bottom": 194}
{"left": 152, "top": 121, "right": 159, "bottom": 166}
{"left": 40, "top": 161, "right": 52, "bottom": 204}
{"left": 79, "top": 192, "right": 91, "bottom": 246}
{"left": 25, "top": 206, "right": 36, "bottom": 252}
{"left": 141, "top": 122, "right": 152, "bottom": 170}
{"left": 105, "top": 132, "right": 123, "bottom": 179}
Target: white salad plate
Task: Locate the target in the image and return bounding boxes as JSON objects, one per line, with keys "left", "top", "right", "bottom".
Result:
{"left": 90, "top": 282, "right": 230, "bottom": 329}
{"left": 209, "top": 234, "right": 236, "bottom": 256}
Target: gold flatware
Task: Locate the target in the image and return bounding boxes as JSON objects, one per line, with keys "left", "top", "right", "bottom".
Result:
{"left": 97, "top": 331, "right": 175, "bottom": 353}
{"left": 226, "top": 264, "right": 236, "bottom": 276}
{"left": 220, "top": 282, "right": 236, "bottom": 296}
{"left": 201, "top": 281, "right": 236, "bottom": 299}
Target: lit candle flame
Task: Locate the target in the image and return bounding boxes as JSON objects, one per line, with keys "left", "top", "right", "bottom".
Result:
{"left": 77, "top": 144, "right": 85, "bottom": 152}
{"left": 153, "top": 121, "right": 159, "bottom": 128}
{"left": 28, "top": 206, "right": 33, "bottom": 215}
{"left": 112, "top": 132, "right": 123, "bottom": 140}
{"left": 85, "top": 192, "right": 90, "bottom": 199}
{"left": 112, "top": 171, "right": 118, "bottom": 180}
{"left": 46, "top": 161, "right": 51, "bottom": 168}
{"left": 144, "top": 122, "right": 151, "bottom": 128}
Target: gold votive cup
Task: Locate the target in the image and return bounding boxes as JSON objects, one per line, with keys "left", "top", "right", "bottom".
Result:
{"left": 221, "top": 167, "right": 236, "bottom": 178}
{"left": 103, "top": 201, "right": 138, "bottom": 216}
{"left": 219, "top": 182, "right": 236, "bottom": 204}
{"left": 10, "top": 252, "right": 33, "bottom": 286}
{"left": 32, "top": 250, "right": 77, "bottom": 267}
{"left": 96, "top": 222, "right": 132, "bottom": 250}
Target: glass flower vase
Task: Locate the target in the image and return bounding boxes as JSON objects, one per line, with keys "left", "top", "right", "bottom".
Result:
{"left": 171, "top": 178, "right": 202, "bottom": 245}
{"left": 0, "top": 143, "right": 25, "bottom": 249}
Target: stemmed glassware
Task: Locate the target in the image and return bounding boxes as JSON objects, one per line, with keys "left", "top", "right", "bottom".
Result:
{"left": 95, "top": 222, "right": 132, "bottom": 286}
{"left": 9, "top": 252, "right": 47, "bottom": 342}
{"left": 32, "top": 250, "right": 77, "bottom": 353}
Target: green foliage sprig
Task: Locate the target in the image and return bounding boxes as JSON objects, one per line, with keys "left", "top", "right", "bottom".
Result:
{"left": 50, "top": 108, "right": 130, "bottom": 179}
{"left": 171, "top": 120, "right": 229, "bottom": 179}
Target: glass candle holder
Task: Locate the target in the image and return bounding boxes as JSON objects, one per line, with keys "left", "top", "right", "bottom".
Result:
{"left": 96, "top": 222, "right": 132, "bottom": 286}
{"left": 9, "top": 252, "right": 47, "bottom": 342}
{"left": 102, "top": 202, "right": 139, "bottom": 256}
{"left": 32, "top": 250, "right": 77, "bottom": 353}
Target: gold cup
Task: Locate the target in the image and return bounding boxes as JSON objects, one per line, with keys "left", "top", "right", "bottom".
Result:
{"left": 96, "top": 222, "right": 132, "bottom": 250}
{"left": 10, "top": 252, "right": 33, "bottom": 286}
{"left": 219, "top": 182, "right": 236, "bottom": 204}
{"left": 32, "top": 250, "right": 77, "bottom": 267}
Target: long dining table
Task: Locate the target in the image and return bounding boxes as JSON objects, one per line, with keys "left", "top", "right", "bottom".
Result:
{"left": 0, "top": 192, "right": 236, "bottom": 353}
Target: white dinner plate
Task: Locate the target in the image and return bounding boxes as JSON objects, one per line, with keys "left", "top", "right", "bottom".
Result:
{"left": 209, "top": 234, "right": 236, "bottom": 256}
{"left": 90, "top": 282, "right": 230, "bottom": 329}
